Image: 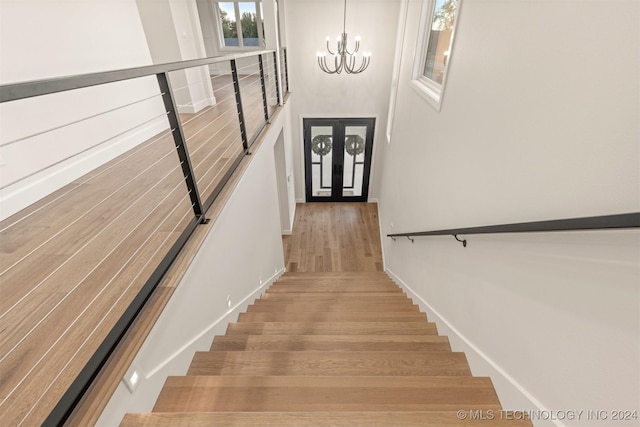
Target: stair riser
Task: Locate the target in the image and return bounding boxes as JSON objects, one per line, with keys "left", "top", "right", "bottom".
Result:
{"left": 210, "top": 335, "right": 451, "bottom": 352}
{"left": 226, "top": 322, "right": 438, "bottom": 335}
{"left": 122, "top": 411, "right": 534, "bottom": 427}
{"left": 237, "top": 313, "right": 427, "bottom": 322}
{"left": 267, "top": 286, "right": 402, "bottom": 293}
{"left": 262, "top": 293, "right": 408, "bottom": 299}
{"left": 187, "top": 351, "right": 471, "bottom": 376}
{"left": 154, "top": 386, "right": 499, "bottom": 412}
{"left": 247, "top": 303, "right": 420, "bottom": 312}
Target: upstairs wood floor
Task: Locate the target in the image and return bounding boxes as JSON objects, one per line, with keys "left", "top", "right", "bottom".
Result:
{"left": 0, "top": 69, "right": 273, "bottom": 426}
{"left": 121, "top": 203, "right": 531, "bottom": 426}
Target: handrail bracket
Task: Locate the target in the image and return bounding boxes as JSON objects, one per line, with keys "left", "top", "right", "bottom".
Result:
{"left": 453, "top": 234, "right": 467, "bottom": 247}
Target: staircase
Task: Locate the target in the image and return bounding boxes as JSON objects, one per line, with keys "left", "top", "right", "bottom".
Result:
{"left": 120, "top": 272, "right": 532, "bottom": 426}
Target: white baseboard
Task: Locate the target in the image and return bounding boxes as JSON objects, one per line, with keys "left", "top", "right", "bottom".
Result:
{"left": 177, "top": 96, "right": 215, "bottom": 114}
{"left": 385, "top": 268, "right": 557, "bottom": 426}
{"left": 0, "top": 119, "right": 168, "bottom": 222}
{"left": 145, "top": 267, "right": 285, "bottom": 378}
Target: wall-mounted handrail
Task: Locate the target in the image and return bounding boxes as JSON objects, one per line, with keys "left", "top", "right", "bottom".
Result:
{"left": 0, "top": 50, "right": 274, "bottom": 103}
{"left": 388, "top": 212, "right": 640, "bottom": 247}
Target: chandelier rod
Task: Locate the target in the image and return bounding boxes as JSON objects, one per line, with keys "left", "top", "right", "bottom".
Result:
{"left": 343, "top": 0, "right": 347, "bottom": 35}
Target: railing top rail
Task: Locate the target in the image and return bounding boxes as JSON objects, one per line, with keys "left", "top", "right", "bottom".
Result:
{"left": 387, "top": 212, "right": 640, "bottom": 240}
{"left": 0, "top": 49, "right": 275, "bottom": 103}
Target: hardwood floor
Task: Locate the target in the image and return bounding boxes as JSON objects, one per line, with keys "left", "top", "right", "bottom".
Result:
{"left": 282, "top": 203, "right": 384, "bottom": 272}
{"left": 0, "top": 68, "right": 273, "bottom": 426}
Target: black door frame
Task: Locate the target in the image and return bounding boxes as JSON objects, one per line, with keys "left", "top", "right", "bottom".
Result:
{"left": 303, "top": 117, "right": 375, "bottom": 202}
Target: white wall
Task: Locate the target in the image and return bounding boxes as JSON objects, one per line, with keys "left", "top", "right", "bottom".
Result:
{"left": 97, "top": 100, "right": 293, "bottom": 426}
{"left": 0, "top": 0, "right": 167, "bottom": 221}
{"left": 378, "top": 0, "right": 640, "bottom": 425}
{"left": 137, "top": 0, "right": 215, "bottom": 113}
{"left": 284, "top": 0, "right": 401, "bottom": 202}
{"left": 274, "top": 106, "right": 297, "bottom": 234}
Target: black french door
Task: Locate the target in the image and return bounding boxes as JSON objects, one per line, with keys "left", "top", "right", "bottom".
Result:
{"left": 303, "top": 118, "right": 375, "bottom": 202}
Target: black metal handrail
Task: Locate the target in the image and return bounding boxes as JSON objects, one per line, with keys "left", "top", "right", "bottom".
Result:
{"left": 388, "top": 212, "right": 640, "bottom": 247}
{"left": 0, "top": 50, "right": 274, "bottom": 102}
{"left": 0, "top": 48, "right": 289, "bottom": 426}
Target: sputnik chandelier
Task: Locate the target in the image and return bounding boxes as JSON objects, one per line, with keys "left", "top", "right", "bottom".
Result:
{"left": 317, "top": 0, "right": 371, "bottom": 74}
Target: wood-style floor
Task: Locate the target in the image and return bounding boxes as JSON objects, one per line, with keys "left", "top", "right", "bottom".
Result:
{"left": 0, "top": 65, "right": 275, "bottom": 426}
{"left": 121, "top": 204, "right": 531, "bottom": 426}
{"left": 282, "top": 203, "right": 384, "bottom": 272}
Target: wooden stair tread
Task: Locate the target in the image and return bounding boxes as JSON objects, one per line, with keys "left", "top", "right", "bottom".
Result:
{"left": 247, "top": 302, "right": 420, "bottom": 312}
{"left": 237, "top": 312, "right": 427, "bottom": 322}
{"left": 211, "top": 334, "right": 451, "bottom": 351}
{"left": 187, "top": 351, "right": 471, "bottom": 376}
{"left": 153, "top": 376, "right": 498, "bottom": 412}
{"left": 226, "top": 321, "right": 436, "bottom": 335}
{"left": 122, "top": 411, "right": 533, "bottom": 427}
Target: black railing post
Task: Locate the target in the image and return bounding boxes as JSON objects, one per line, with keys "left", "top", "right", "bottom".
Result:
{"left": 282, "top": 48, "right": 289, "bottom": 93}
{"left": 273, "top": 51, "right": 281, "bottom": 107}
{"left": 156, "top": 72, "right": 204, "bottom": 218}
{"left": 258, "top": 54, "right": 270, "bottom": 121}
{"left": 230, "top": 59, "right": 249, "bottom": 152}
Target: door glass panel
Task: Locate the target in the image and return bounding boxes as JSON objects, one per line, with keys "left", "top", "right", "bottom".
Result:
{"left": 343, "top": 125, "right": 367, "bottom": 197}
{"left": 310, "top": 125, "right": 333, "bottom": 198}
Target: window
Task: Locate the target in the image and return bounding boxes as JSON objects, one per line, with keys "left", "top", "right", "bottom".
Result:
{"left": 216, "top": 1, "right": 265, "bottom": 48}
{"left": 412, "top": 0, "right": 461, "bottom": 110}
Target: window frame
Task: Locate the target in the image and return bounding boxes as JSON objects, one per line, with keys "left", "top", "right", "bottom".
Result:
{"left": 411, "top": 0, "right": 462, "bottom": 111}
{"left": 215, "top": 1, "right": 265, "bottom": 50}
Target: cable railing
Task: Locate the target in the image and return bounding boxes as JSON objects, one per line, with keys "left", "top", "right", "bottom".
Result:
{"left": 388, "top": 213, "right": 640, "bottom": 247}
{"left": 280, "top": 47, "right": 290, "bottom": 94}
{"left": 0, "top": 48, "right": 289, "bottom": 426}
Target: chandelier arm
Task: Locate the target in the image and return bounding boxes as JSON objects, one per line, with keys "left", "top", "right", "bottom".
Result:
{"left": 326, "top": 39, "right": 336, "bottom": 56}
{"left": 357, "top": 56, "right": 371, "bottom": 73}
{"left": 344, "top": 37, "right": 359, "bottom": 56}
{"left": 318, "top": 56, "right": 326, "bottom": 72}
{"left": 318, "top": 55, "right": 333, "bottom": 74}
{"left": 318, "top": 0, "right": 369, "bottom": 74}
{"left": 338, "top": 34, "right": 346, "bottom": 55}
{"left": 347, "top": 55, "right": 369, "bottom": 74}
{"left": 345, "top": 54, "right": 356, "bottom": 73}
{"left": 357, "top": 57, "right": 369, "bottom": 73}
